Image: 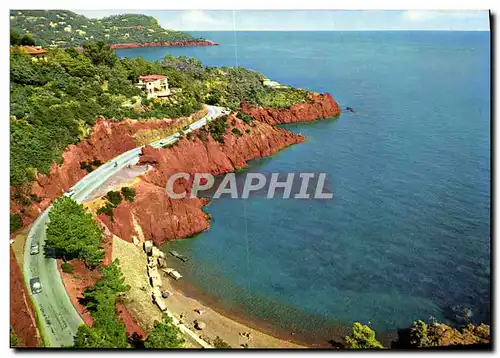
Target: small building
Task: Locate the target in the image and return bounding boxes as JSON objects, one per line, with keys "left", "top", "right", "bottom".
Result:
{"left": 136, "top": 74, "right": 171, "bottom": 99}
{"left": 20, "top": 46, "right": 48, "bottom": 61}
{"left": 262, "top": 77, "right": 288, "bottom": 89}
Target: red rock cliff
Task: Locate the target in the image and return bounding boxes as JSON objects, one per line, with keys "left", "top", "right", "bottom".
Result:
{"left": 99, "top": 115, "right": 304, "bottom": 246}
{"left": 10, "top": 117, "right": 179, "bottom": 230}
{"left": 110, "top": 40, "right": 218, "bottom": 49}
{"left": 10, "top": 248, "right": 40, "bottom": 347}
{"left": 11, "top": 92, "right": 339, "bottom": 234}
{"left": 241, "top": 93, "right": 341, "bottom": 125}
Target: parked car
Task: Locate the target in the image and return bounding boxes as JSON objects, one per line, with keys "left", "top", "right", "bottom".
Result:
{"left": 30, "top": 277, "right": 42, "bottom": 294}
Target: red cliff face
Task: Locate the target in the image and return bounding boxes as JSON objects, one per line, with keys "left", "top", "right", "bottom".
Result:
{"left": 99, "top": 115, "right": 304, "bottom": 246}
{"left": 241, "top": 93, "right": 341, "bottom": 125}
{"left": 11, "top": 92, "right": 338, "bottom": 235}
{"left": 10, "top": 248, "right": 40, "bottom": 347}
{"left": 109, "top": 40, "right": 218, "bottom": 49}
{"left": 10, "top": 117, "right": 178, "bottom": 230}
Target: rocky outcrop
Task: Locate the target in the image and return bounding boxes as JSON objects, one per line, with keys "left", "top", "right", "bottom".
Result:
{"left": 241, "top": 93, "right": 341, "bottom": 125}
{"left": 99, "top": 115, "right": 304, "bottom": 246}
{"left": 110, "top": 40, "right": 218, "bottom": 49}
{"left": 11, "top": 92, "right": 339, "bottom": 236}
{"left": 10, "top": 117, "right": 178, "bottom": 230}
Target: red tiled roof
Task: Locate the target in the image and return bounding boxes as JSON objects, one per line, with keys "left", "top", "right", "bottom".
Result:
{"left": 139, "top": 75, "right": 167, "bottom": 82}
{"left": 20, "top": 46, "right": 48, "bottom": 55}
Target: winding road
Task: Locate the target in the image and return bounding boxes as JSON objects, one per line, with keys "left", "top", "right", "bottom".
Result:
{"left": 22, "top": 105, "right": 226, "bottom": 347}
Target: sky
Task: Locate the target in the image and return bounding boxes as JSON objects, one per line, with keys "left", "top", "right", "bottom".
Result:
{"left": 73, "top": 10, "right": 490, "bottom": 31}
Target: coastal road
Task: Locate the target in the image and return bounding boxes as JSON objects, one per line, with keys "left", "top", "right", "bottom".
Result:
{"left": 23, "top": 105, "right": 226, "bottom": 347}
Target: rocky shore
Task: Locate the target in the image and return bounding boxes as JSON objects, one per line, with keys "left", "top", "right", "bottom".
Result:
{"left": 10, "top": 93, "right": 340, "bottom": 236}
{"left": 99, "top": 115, "right": 305, "bottom": 245}
{"left": 241, "top": 93, "right": 341, "bottom": 125}
{"left": 109, "top": 40, "right": 218, "bottom": 49}
{"left": 9, "top": 92, "right": 340, "bottom": 347}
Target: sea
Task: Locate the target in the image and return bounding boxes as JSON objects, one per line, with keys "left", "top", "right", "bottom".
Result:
{"left": 115, "top": 31, "right": 491, "bottom": 343}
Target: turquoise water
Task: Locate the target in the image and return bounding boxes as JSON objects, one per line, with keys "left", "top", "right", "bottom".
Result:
{"left": 116, "top": 31, "right": 490, "bottom": 338}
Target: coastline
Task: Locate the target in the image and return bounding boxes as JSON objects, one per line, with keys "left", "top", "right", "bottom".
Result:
{"left": 162, "top": 265, "right": 397, "bottom": 348}
{"left": 160, "top": 270, "right": 306, "bottom": 348}
{"left": 110, "top": 40, "right": 218, "bottom": 49}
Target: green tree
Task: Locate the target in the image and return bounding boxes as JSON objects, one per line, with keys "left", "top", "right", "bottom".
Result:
{"left": 105, "top": 190, "right": 122, "bottom": 206}
{"left": 82, "top": 41, "right": 117, "bottom": 67}
{"left": 20, "top": 33, "right": 36, "bottom": 46}
{"left": 144, "top": 314, "right": 185, "bottom": 348}
{"left": 121, "top": 187, "right": 136, "bottom": 202}
{"left": 45, "top": 196, "right": 104, "bottom": 268}
{"left": 10, "top": 30, "right": 21, "bottom": 45}
{"left": 75, "top": 260, "right": 130, "bottom": 348}
{"left": 74, "top": 325, "right": 112, "bottom": 348}
{"left": 344, "top": 322, "right": 383, "bottom": 349}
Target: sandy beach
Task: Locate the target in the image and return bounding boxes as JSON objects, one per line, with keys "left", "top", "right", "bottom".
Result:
{"left": 160, "top": 274, "right": 305, "bottom": 348}
{"left": 112, "top": 236, "right": 304, "bottom": 348}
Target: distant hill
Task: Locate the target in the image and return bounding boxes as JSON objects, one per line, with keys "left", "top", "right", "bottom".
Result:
{"left": 10, "top": 10, "right": 200, "bottom": 47}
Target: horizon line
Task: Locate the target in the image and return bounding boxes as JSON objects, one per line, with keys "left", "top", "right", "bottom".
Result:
{"left": 182, "top": 29, "right": 490, "bottom": 32}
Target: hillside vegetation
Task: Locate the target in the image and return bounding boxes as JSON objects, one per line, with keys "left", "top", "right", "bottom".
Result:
{"left": 10, "top": 10, "right": 199, "bottom": 47}
{"left": 10, "top": 40, "right": 309, "bottom": 194}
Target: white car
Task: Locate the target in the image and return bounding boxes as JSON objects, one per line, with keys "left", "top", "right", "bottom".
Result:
{"left": 30, "top": 243, "right": 39, "bottom": 255}
{"left": 30, "top": 278, "right": 42, "bottom": 294}
{"left": 63, "top": 189, "right": 75, "bottom": 197}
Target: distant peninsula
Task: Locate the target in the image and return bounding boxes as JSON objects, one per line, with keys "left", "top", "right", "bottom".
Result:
{"left": 10, "top": 10, "right": 213, "bottom": 48}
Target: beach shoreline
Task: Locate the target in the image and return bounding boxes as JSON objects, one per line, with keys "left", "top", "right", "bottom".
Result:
{"left": 160, "top": 271, "right": 308, "bottom": 348}
{"left": 157, "top": 248, "right": 398, "bottom": 348}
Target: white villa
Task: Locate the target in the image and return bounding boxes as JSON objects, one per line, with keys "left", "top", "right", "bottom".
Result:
{"left": 136, "top": 74, "right": 171, "bottom": 99}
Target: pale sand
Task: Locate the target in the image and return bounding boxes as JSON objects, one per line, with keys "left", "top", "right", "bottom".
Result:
{"left": 160, "top": 271, "right": 304, "bottom": 348}
{"left": 113, "top": 236, "right": 303, "bottom": 348}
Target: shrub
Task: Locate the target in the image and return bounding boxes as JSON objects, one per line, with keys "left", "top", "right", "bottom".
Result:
{"left": 80, "top": 160, "right": 103, "bottom": 173}
{"left": 120, "top": 187, "right": 136, "bottom": 202}
{"left": 10, "top": 212, "right": 23, "bottom": 233}
{"left": 231, "top": 128, "right": 242, "bottom": 137}
{"left": 206, "top": 115, "right": 228, "bottom": 143}
{"left": 10, "top": 328, "right": 21, "bottom": 348}
{"left": 144, "top": 314, "right": 184, "bottom": 348}
{"left": 97, "top": 202, "right": 114, "bottom": 220}
{"left": 213, "top": 336, "right": 231, "bottom": 348}
{"left": 30, "top": 193, "right": 42, "bottom": 203}
{"left": 344, "top": 322, "right": 383, "bottom": 349}
{"left": 105, "top": 190, "right": 122, "bottom": 207}
{"left": 245, "top": 129, "right": 251, "bottom": 134}
{"left": 74, "top": 260, "right": 130, "bottom": 348}
{"left": 236, "top": 112, "right": 253, "bottom": 125}
{"left": 61, "top": 262, "right": 75, "bottom": 273}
